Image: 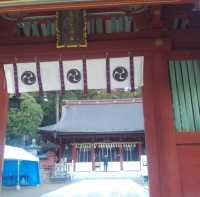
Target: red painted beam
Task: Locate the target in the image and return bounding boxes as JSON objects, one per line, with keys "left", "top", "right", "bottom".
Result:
{"left": 0, "top": 28, "right": 199, "bottom": 63}
{"left": 176, "top": 132, "right": 200, "bottom": 145}
{"left": 0, "top": 28, "right": 200, "bottom": 46}
{"left": 0, "top": 38, "right": 171, "bottom": 63}
{"left": 0, "top": 0, "right": 195, "bottom": 14}
{"left": 170, "top": 50, "right": 200, "bottom": 59}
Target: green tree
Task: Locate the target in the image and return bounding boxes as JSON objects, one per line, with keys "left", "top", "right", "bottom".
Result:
{"left": 36, "top": 92, "right": 57, "bottom": 126}
{"left": 7, "top": 94, "right": 43, "bottom": 143}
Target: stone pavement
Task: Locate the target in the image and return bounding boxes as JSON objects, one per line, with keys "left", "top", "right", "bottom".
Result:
{"left": 1, "top": 171, "right": 149, "bottom": 197}
{"left": 71, "top": 171, "right": 142, "bottom": 180}
{"left": 42, "top": 179, "right": 149, "bottom": 197}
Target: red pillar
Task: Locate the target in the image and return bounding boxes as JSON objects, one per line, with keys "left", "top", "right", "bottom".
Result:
{"left": 0, "top": 66, "right": 8, "bottom": 187}
{"left": 91, "top": 145, "right": 95, "bottom": 171}
{"left": 143, "top": 53, "right": 182, "bottom": 197}
{"left": 58, "top": 138, "right": 62, "bottom": 161}
{"left": 61, "top": 144, "right": 66, "bottom": 160}
{"left": 137, "top": 143, "right": 143, "bottom": 161}
{"left": 143, "top": 55, "right": 161, "bottom": 197}
{"left": 119, "top": 145, "right": 123, "bottom": 171}
{"left": 72, "top": 144, "right": 76, "bottom": 171}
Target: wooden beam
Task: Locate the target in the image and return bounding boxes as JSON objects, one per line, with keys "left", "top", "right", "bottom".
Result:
{"left": 0, "top": 28, "right": 200, "bottom": 63}
{"left": 176, "top": 132, "right": 200, "bottom": 145}
{"left": 0, "top": 27, "right": 199, "bottom": 62}
{"left": 0, "top": 0, "right": 194, "bottom": 14}
{"left": 0, "top": 38, "right": 170, "bottom": 63}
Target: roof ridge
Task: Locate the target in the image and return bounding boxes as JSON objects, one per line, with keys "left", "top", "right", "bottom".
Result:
{"left": 64, "top": 98, "right": 142, "bottom": 105}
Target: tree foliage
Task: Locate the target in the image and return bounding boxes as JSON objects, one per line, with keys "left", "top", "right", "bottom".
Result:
{"left": 7, "top": 94, "right": 43, "bottom": 139}
{"left": 36, "top": 93, "right": 57, "bottom": 126}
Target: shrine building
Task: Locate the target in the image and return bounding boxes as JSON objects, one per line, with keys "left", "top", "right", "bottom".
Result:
{"left": 39, "top": 99, "right": 145, "bottom": 172}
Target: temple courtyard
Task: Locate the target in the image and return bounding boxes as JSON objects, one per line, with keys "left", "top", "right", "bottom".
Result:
{"left": 1, "top": 172, "right": 149, "bottom": 197}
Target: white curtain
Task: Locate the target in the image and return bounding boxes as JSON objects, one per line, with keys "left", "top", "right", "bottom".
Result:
{"left": 4, "top": 56, "right": 144, "bottom": 94}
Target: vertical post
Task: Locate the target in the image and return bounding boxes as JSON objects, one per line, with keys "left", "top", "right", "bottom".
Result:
{"left": 16, "top": 160, "right": 20, "bottom": 190}
{"left": 143, "top": 53, "right": 182, "bottom": 197}
{"left": 37, "top": 161, "right": 40, "bottom": 186}
{"left": 0, "top": 65, "right": 8, "bottom": 189}
{"left": 58, "top": 138, "right": 62, "bottom": 161}
{"left": 143, "top": 54, "right": 162, "bottom": 197}
{"left": 137, "top": 143, "right": 143, "bottom": 161}
{"left": 72, "top": 144, "right": 76, "bottom": 172}
{"left": 119, "top": 144, "right": 123, "bottom": 171}
{"left": 60, "top": 143, "right": 66, "bottom": 159}
{"left": 151, "top": 52, "right": 182, "bottom": 197}
{"left": 55, "top": 92, "right": 60, "bottom": 123}
{"left": 91, "top": 144, "right": 95, "bottom": 171}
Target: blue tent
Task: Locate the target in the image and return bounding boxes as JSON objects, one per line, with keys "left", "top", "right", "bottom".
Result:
{"left": 2, "top": 145, "right": 40, "bottom": 188}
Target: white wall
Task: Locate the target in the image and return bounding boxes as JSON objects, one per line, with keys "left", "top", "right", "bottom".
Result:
{"left": 76, "top": 162, "right": 92, "bottom": 172}
{"left": 75, "top": 161, "right": 141, "bottom": 172}
{"left": 123, "top": 161, "right": 140, "bottom": 171}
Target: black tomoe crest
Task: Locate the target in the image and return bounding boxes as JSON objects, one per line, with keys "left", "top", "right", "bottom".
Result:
{"left": 21, "top": 71, "right": 36, "bottom": 85}
{"left": 67, "top": 69, "right": 81, "bottom": 83}
{"left": 112, "top": 66, "right": 128, "bottom": 82}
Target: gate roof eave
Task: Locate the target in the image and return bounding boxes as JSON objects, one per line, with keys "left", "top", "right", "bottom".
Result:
{"left": 0, "top": 0, "right": 194, "bottom": 14}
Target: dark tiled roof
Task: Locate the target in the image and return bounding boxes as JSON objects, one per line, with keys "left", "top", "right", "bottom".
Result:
{"left": 39, "top": 100, "right": 144, "bottom": 134}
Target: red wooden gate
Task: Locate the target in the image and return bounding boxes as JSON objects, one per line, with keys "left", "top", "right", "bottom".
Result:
{"left": 144, "top": 52, "right": 200, "bottom": 197}
{"left": 0, "top": 44, "right": 200, "bottom": 197}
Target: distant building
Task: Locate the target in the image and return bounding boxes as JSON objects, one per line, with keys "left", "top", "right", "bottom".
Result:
{"left": 39, "top": 99, "right": 145, "bottom": 172}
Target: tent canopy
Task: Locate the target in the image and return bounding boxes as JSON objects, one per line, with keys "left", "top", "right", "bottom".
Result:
{"left": 4, "top": 145, "right": 39, "bottom": 162}
{"left": 3, "top": 145, "right": 40, "bottom": 187}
